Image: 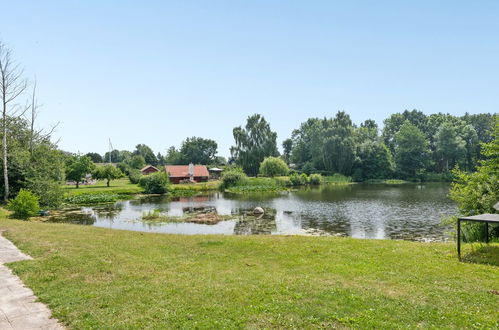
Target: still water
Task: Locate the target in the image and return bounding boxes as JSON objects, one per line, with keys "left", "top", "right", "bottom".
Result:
{"left": 49, "top": 183, "right": 457, "bottom": 241}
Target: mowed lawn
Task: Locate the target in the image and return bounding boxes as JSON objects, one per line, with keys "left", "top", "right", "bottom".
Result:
{"left": 0, "top": 218, "right": 498, "bottom": 329}
{"left": 62, "top": 178, "right": 143, "bottom": 196}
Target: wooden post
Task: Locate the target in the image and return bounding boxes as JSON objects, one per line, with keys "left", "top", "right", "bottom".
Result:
{"left": 485, "top": 222, "right": 489, "bottom": 244}
{"left": 457, "top": 218, "right": 461, "bottom": 259}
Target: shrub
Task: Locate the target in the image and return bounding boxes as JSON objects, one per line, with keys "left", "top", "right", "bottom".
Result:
{"left": 309, "top": 174, "right": 322, "bottom": 185}
{"left": 221, "top": 168, "right": 247, "bottom": 189}
{"left": 290, "top": 173, "right": 307, "bottom": 186}
{"left": 7, "top": 189, "right": 40, "bottom": 219}
{"left": 25, "top": 179, "right": 64, "bottom": 208}
{"left": 259, "top": 157, "right": 289, "bottom": 177}
{"left": 128, "top": 169, "right": 142, "bottom": 184}
{"left": 139, "top": 172, "right": 169, "bottom": 194}
{"left": 274, "top": 176, "right": 292, "bottom": 187}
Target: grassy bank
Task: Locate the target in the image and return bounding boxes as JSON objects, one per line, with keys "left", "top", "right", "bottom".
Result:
{"left": 169, "top": 181, "right": 220, "bottom": 197}
{"left": 62, "top": 179, "right": 143, "bottom": 197}
{"left": 0, "top": 217, "right": 497, "bottom": 328}
{"left": 61, "top": 179, "right": 144, "bottom": 205}
{"left": 226, "top": 174, "right": 352, "bottom": 194}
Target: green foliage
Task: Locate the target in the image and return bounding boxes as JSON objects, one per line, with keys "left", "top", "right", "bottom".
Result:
{"left": 354, "top": 140, "right": 394, "bottom": 181}
{"left": 282, "top": 138, "right": 293, "bottom": 164}
{"left": 177, "top": 137, "right": 218, "bottom": 165}
{"left": 93, "top": 165, "right": 123, "bottom": 187}
{"left": 138, "top": 172, "right": 170, "bottom": 194}
{"left": 85, "top": 152, "right": 103, "bottom": 163}
{"left": 231, "top": 114, "right": 279, "bottom": 176}
{"left": 394, "top": 121, "right": 429, "bottom": 179}
{"left": 24, "top": 145, "right": 66, "bottom": 208}
{"left": 322, "top": 174, "right": 352, "bottom": 183}
{"left": 64, "top": 193, "right": 120, "bottom": 205}
{"left": 289, "top": 173, "right": 308, "bottom": 186}
{"left": 322, "top": 112, "right": 356, "bottom": 175}
{"left": 449, "top": 118, "right": 499, "bottom": 241}
{"left": 309, "top": 173, "right": 322, "bottom": 185}
{"left": 259, "top": 156, "right": 289, "bottom": 177}
{"left": 27, "top": 180, "right": 64, "bottom": 208}
{"left": 220, "top": 168, "right": 248, "bottom": 189}
{"left": 133, "top": 144, "right": 158, "bottom": 166}
{"left": 66, "top": 155, "right": 96, "bottom": 188}
{"left": 128, "top": 169, "right": 142, "bottom": 184}
{"left": 126, "top": 154, "right": 146, "bottom": 169}
{"left": 7, "top": 189, "right": 40, "bottom": 219}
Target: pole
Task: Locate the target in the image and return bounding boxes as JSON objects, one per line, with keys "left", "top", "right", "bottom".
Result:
{"left": 457, "top": 218, "right": 461, "bottom": 260}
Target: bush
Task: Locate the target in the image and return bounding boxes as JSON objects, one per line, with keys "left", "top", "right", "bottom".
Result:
{"left": 309, "top": 174, "right": 322, "bottom": 185}
{"left": 290, "top": 173, "right": 307, "bottom": 186}
{"left": 139, "top": 172, "right": 169, "bottom": 194}
{"left": 7, "top": 189, "right": 40, "bottom": 219}
{"left": 274, "top": 176, "right": 292, "bottom": 187}
{"left": 128, "top": 169, "right": 142, "bottom": 184}
{"left": 25, "top": 179, "right": 64, "bottom": 208}
{"left": 221, "top": 168, "right": 247, "bottom": 189}
{"left": 259, "top": 157, "right": 289, "bottom": 177}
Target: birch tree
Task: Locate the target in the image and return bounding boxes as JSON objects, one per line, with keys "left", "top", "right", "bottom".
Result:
{"left": 0, "top": 42, "right": 27, "bottom": 201}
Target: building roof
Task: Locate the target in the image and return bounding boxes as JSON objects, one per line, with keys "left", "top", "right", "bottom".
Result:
{"left": 165, "top": 165, "right": 209, "bottom": 178}
{"left": 140, "top": 165, "right": 159, "bottom": 172}
{"left": 208, "top": 167, "right": 224, "bottom": 172}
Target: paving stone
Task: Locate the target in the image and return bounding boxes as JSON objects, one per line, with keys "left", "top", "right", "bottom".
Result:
{"left": 0, "top": 234, "right": 64, "bottom": 329}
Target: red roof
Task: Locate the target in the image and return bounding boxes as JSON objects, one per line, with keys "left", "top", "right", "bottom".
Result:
{"left": 165, "top": 165, "right": 209, "bottom": 178}
{"left": 140, "top": 165, "right": 159, "bottom": 172}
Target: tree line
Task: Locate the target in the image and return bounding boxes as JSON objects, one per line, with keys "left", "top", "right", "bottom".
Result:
{"left": 85, "top": 110, "right": 496, "bottom": 183}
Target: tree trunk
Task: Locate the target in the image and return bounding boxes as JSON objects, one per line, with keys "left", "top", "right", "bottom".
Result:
{"left": 107, "top": 179, "right": 110, "bottom": 187}
{"left": 2, "top": 103, "right": 8, "bottom": 201}
{"left": 76, "top": 181, "right": 79, "bottom": 189}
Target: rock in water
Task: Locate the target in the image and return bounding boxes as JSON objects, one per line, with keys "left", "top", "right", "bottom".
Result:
{"left": 253, "top": 207, "right": 264, "bottom": 215}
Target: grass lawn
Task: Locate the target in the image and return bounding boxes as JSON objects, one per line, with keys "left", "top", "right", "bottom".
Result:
{"left": 0, "top": 217, "right": 498, "bottom": 329}
{"left": 62, "top": 178, "right": 143, "bottom": 196}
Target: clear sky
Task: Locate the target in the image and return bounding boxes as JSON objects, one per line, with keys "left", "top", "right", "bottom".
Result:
{"left": 1, "top": 1, "right": 498, "bottom": 157}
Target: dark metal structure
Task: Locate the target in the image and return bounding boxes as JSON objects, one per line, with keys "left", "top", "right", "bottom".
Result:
{"left": 457, "top": 213, "right": 499, "bottom": 259}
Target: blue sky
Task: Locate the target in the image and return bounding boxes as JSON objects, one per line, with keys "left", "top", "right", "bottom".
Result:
{"left": 1, "top": 1, "right": 498, "bottom": 157}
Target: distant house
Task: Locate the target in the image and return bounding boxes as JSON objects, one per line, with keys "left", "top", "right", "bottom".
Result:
{"left": 165, "top": 164, "right": 209, "bottom": 184}
{"left": 141, "top": 165, "right": 159, "bottom": 175}
{"left": 208, "top": 167, "right": 224, "bottom": 179}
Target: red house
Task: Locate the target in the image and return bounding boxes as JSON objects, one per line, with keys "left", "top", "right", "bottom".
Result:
{"left": 165, "top": 164, "right": 209, "bottom": 184}
{"left": 141, "top": 165, "right": 159, "bottom": 175}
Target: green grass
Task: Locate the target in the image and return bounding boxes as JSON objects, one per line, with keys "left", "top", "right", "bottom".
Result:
{"left": 62, "top": 178, "right": 143, "bottom": 196}
{"left": 322, "top": 174, "right": 352, "bottom": 184}
{"left": 226, "top": 177, "right": 288, "bottom": 194}
{"left": 0, "top": 217, "right": 497, "bottom": 329}
{"left": 169, "top": 181, "right": 221, "bottom": 197}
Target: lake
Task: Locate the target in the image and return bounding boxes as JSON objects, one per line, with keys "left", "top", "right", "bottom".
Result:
{"left": 49, "top": 183, "right": 457, "bottom": 241}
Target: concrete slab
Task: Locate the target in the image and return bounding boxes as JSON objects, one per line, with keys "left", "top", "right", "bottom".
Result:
{"left": 0, "top": 233, "right": 64, "bottom": 329}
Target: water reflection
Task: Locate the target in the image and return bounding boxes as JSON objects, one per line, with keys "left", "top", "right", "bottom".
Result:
{"left": 46, "top": 183, "right": 457, "bottom": 241}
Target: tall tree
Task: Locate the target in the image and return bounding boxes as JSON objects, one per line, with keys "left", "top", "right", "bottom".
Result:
{"left": 434, "top": 121, "right": 467, "bottom": 172}
{"left": 93, "top": 164, "right": 123, "bottom": 187}
{"left": 85, "top": 152, "right": 103, "bottom": 163}
{"left": 133, "top": 144, "right": 158, "bottom": 165}
{"left": 165, "top": 146, "right": 182, "bottom": 165}
{"left": 282, "top": 138, "right": 293, "bottom": 164}
{"left": 0, "top": 42, "right": 28, "bottom": 200}
{"left": 230, "top": 114, "right": 278, "bottom": 176}
{"left": 66, "top": 155, "right": 96, "bottom": 188}
{"left": 394, "top": 121, "right": 429, "bottom": 179}
{"left": 179, "top": 137, "right": 217, "bottom": 165}
{"left": 322, "top": 111, "right": 356, "bottom": 175}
